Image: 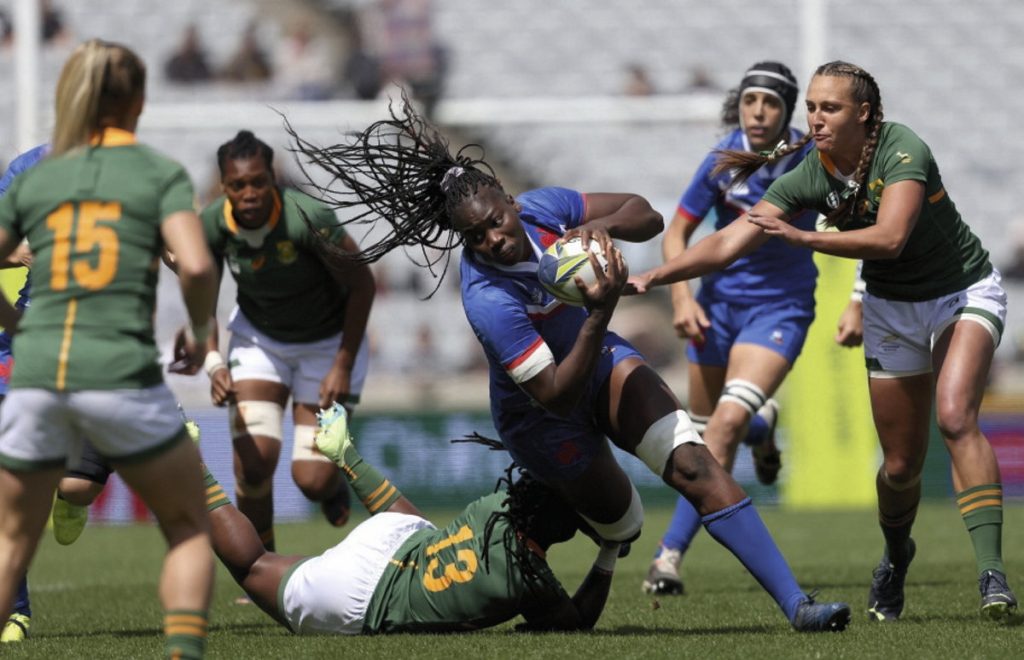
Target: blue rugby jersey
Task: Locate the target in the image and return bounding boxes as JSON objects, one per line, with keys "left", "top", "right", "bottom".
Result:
{"left": 0, "top": 145, "right": 46, "bottom": 363}
{"left": 460, "top": 187, "right": 638, "bottom": 430}
{"left": 677, "top": 127, "right": 817, "bottom": 304}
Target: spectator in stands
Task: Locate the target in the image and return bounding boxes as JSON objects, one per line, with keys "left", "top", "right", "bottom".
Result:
{"left": 40, "top": 0, "right": 69, "bottom": 45}
{"left": 630, "top": 60, "right": 1017, "bottom": 622}
{"left": 165, "top": 23, "right": 212, "bottom": 84}
{"left": 277, "top": 21, "right": 338, "bottom": 100}
{"left": 283, "top": 95, "right": 853, "bottom": 633}
{"left": 623, "top": 64, "right": 655, "bottom": 96}
{"left": 360, "top": 0, "right": 447, "bottom": 117}
{"left": 220, "top": 21, "right": 273, "bottom": 83}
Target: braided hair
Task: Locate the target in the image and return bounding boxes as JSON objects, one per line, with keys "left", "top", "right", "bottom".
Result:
{"left": 454, "top": 433, "right": 586, "bottom": 589}
{"left": 480, "top": 462, "right": 585, "bottom": 589}
{"left": 285, "top": 92, "right": 503, "bottom": 283}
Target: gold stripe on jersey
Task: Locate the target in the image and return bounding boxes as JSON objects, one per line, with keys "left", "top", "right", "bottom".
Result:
{"left": 223, "top": 188, "right": 282, "bottom": 235}
{"left": 928, "top": 187, "right": 946, "bottom": 204}
{"left": 56, "top": 299, "right": 79, "bottom": 390}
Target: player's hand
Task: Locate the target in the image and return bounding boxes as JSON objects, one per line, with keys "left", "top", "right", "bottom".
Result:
{"left": 624, "top": 270, "right": 653, "bottom": 295}
{"left": 835, "top": 299, "right": 864, "bottom": 347}
{"left": 169, "top": 326, "right": 202, "bottom": 375}
{"left": 747, "top": 213, "right": 805, "bottom": 246}
{"left": 576, "top": 233, "right": 626, "bottom": 313}
{"left": 671, "top": 296, "right": 710, "bottom": 342}
{"left": 209, "top": 368, "right": 236, "bottom": 407}
{"left": 319, "top": 362, "right": 352, "bottom": 410}
{"left": 561, "top": 226, "right": 610, "bottom": 251}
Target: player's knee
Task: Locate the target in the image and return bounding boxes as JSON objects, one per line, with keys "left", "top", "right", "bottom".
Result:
{"left": 579, "top": 483, "right": 644, "bottom": 543}
{"left": 935, "top": 401, "right": 978, "bottom": 442}
{"left": 635, "top": 410, "right": 703, "bottom": 476}
{"left": 878, "top": 465, "right": 921, "bottom": 492}
{"left": 57, "top": 478, "right": 104, "bottom": 506}
{"left": 230, "top": 400, "right": 284, "bottom": 442}
{"left": 292, "top": 461, "right": 338, "bottom": 499}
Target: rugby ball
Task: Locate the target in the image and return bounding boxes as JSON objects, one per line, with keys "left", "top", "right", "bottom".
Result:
{"left": 537, "top": 237, "right": 610, "bottom": 307}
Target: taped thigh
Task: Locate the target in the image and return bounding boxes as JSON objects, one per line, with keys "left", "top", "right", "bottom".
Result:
{"left": 580, "top": 482, "right": 644, "bottom": 543}
{"left": 292, "top": 424, "right": 333, "bottom": 463}
{"left": 230, "top": 401, "right": 284, "bottom": 442}
{"left": 634, "top": 410, "right": 704, "bottom": 475}
{"left": 717, "top": 379, "right": 767, "bottom": 417}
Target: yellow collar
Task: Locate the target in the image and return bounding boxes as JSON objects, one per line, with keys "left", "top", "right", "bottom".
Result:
{"left": 89, "top": 127, "right": 137, "bottom": 147}
{"left": 223, "top": 188, "right": 283, "bottom": 237}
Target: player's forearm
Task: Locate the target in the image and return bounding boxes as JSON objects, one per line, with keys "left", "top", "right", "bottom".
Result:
{"left": 536, "top": 312, "right": 611, "bottom": 416}
{"left": 588, "top": 196, "right": 663, "bottom": 243}
{"left": 571, "top": 543, "right": 619, "bottom": 629}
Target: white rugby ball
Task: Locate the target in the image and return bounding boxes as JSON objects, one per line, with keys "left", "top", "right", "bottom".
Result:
{"left": 537, "top": 237, "right": 611, "bottom": 307}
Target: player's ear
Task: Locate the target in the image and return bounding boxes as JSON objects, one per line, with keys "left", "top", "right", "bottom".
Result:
{"left": 507, "top": 195, "right": 521, "bottom": 213}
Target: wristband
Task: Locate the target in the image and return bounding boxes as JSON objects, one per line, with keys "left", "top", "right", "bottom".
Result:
{"left": 203, "top": 350, "right": 227, "bottom": 377}
{"left": 593, "top": 544, "right": 620, "bottom": 574}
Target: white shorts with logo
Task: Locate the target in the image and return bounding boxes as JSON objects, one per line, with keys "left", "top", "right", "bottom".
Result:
{"left": 227, "top": 307, "right": 370, "bottom": 405}
{"left": 863, "top": 269, "right": 1006, "bottom": 378}
{"left": 280, "top": 512, "right": 434, "bottom": 635}
{"left": 0, "top": 384, "right": 185, "bottom": 470}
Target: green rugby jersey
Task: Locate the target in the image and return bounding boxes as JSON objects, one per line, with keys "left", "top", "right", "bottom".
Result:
{"left": 201, "top": 187, "right": 349, "bottom": 343}
{"left": 0, "top": 129, "right": 194, "bottom": 390}
{"left": 763, "top": 122, "right": 991, "bottom": 301}
{"left": 363, "top": 492, "right": 570, "bottom": 634}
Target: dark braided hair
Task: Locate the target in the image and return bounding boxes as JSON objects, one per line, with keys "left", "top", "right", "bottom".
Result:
{"left": 480, "top": 462, "right": 585, "bottom": 590}
{"left": 217, "top": 130, "right": 274, "bottom": 177}
{"left": 455, "top": 433, "right": 586, "bottom": 589}
{"left": 284, "top": 92, "right": 503, "bottom": 281}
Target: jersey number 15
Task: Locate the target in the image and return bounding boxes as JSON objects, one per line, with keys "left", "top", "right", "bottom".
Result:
{"left": 46, "top": 201, "right": 121, "bottom": 291}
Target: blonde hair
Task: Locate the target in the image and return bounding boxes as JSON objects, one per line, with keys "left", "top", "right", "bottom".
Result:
{"left": 51, "top": 39, "right": 146, "bottom": 156}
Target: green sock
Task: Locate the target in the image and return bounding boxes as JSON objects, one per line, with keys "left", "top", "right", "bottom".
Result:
{"left": 342, "top": 442, "right": 402, "bottom": 513}
{"left": 164, "top": 609, "right": 207, "bottom": 659}
{"left": 957, "top": 483, "right": 1004, "bottom": 574}
{"left": 201, "top": 466, "right": 231, "bottom": 512}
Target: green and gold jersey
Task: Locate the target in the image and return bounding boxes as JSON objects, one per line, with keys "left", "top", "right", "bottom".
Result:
{"left": 363, "top": 492, "right": 569, "bottom": 634}
{"left": 201, "top": 188, "right": 348, "bottom": 343}
{"left": 763, "top": 122, "right": 991, "bottom": 301}
{"left": 0, "top": 129, "right": 193, "bottom": 390}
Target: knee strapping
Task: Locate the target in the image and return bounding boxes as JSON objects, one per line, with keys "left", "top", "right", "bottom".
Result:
{"left": 292, "top": 424, "right": 333, "bottom": 463}
{"left": 718, "top": 379, "right": 767, "bottom": 417}
{"left": 580, "top": 483, "right": 644, "bottom": 543}
{"left": 635, "top": 410, "right": 704, "bottom": 475}
{"left": 879, "top": 468, "right": 922, "bottom": 492}
{"left": 230, "top": 401, "right": 284, "bottom": 442}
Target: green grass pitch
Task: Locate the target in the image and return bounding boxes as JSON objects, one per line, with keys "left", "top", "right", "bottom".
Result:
{"left": 7, "top": 502, "right": 1022, "bottom": 659}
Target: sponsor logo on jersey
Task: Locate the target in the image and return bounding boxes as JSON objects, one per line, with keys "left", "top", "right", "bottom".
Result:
{"left": 277, "top": 241, "right": 298, "bottom": 265}
{"left": 771, "top": 329, "right": 784, "bottom": 345}
{"left": 826, "top": 191, "right": 840, "bottom": 209}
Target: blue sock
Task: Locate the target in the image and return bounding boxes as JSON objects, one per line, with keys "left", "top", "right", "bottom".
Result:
{"left": 703, "top": 498, "right": 805, "bottom": 622}
{"left": 744, "top": 414, "right": 769, "bottom": 446}
{"left": 658, "top": 495, "right": 703, "bottom": 554}
{"left": 13, "top": 574, "right": 30, "bottom": 617}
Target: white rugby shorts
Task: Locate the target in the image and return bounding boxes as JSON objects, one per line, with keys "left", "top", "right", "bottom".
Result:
{"left": 863, "top": 269, "right": 1006, "bottom": 378}
{"left": 280, "top": 512, "right": 434, "bottom": 635}
{"left": 227, "top": 307, "right": 370, "bottom": 404}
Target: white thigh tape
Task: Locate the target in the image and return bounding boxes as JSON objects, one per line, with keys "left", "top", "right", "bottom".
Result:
{"left": 292, "top": 424, "right": 333, "bottom": 463}
{"left": 635, "top": 410, "right": 704, "bottom": 475}
{"left": 718, "top": 379, "right": 767, "bottom": 417}
{"left": 230, "top": 401, "right": 284, "bottom": 441}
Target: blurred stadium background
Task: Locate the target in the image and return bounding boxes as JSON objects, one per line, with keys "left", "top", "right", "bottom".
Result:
{"left": 2, "top": 0, "right": 1023, "bottom": 520}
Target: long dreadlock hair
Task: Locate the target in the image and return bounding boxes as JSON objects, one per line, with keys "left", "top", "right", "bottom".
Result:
{"left": 454, "top": 433, "right": 587, "bottom": 590}
{"left": 284, "top": 91, "right": 504, "bottom": 292}
{"left": 712, "top": 60, "right": 884, "bottom": 228}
